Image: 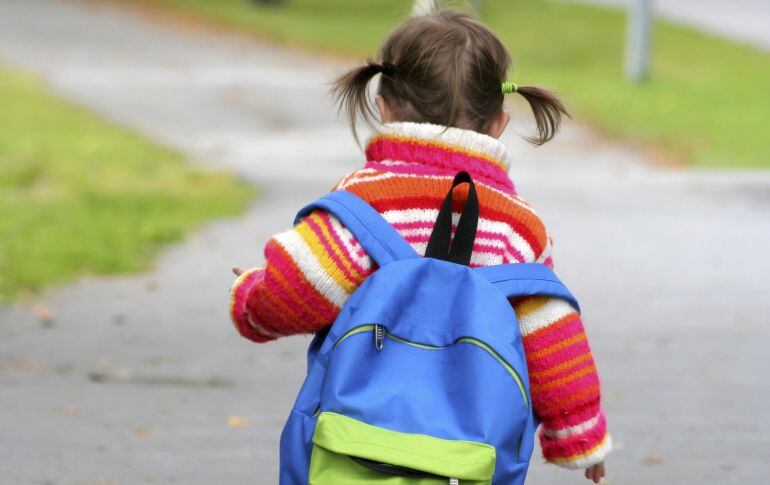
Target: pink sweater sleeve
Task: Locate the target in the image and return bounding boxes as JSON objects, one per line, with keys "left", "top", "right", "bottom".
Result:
{"left": 511, "top": 237, "right": 611, "bottom": 468}
{"left": 228, "top": 209, "right": 375, "bottom": 342}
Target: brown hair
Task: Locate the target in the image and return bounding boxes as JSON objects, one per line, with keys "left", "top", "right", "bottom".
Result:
{"left": 332, "top": 9, "right": 569, "bottom": 146}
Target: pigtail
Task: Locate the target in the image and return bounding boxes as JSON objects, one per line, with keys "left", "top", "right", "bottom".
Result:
{"left": 331, "top": 11, "right": 568, "bottom": 145}
{"left": 516, "top": 85, "right": 570, "bottom": 146}
{"left": 331, "top": 61, "right": 388, "bottom": 145}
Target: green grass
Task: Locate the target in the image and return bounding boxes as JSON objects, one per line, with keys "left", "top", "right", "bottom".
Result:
{"left": 130, "top": 0, "right": 770, "bottom": 169}
{"left": 0, "top": 66, "right": 254, "bottom": 301}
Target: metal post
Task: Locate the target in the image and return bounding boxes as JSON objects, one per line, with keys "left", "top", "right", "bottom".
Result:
{"left": 626, "top": 0, "right": 653, "bottom": 83}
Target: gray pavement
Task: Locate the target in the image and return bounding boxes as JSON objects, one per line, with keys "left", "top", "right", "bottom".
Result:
{"left": 577, "top": 0, "right": 770, "bottom": 51}
{"left": 1, "top": 0, "right": 770, "bottom": 484}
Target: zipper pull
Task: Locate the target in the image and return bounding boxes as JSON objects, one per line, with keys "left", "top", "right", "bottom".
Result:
{"left": 449, "top": 479, "right": 459, "bottom": 485}
{"left": 374, "top": 324, "right": 384, "bottom": 350}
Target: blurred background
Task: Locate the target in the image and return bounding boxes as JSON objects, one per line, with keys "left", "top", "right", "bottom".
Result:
{"left": 1, "top": 0, "right": 768, "bottom": 483}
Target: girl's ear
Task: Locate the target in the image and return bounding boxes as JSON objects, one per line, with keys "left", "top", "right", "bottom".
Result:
{"left": 375, "top": 95, "right": 396, "bottom": 123}
{"left": 487, "top": 110, "right": 510, "bottom": 139}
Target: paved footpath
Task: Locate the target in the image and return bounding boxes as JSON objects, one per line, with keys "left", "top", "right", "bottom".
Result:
{"left": 1, "top": 1, "right": 769, "bottom": 484}
{"left": 577, "top": 0, "right": 770, "bottom": 51}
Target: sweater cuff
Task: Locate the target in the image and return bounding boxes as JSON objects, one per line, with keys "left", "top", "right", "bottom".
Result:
{"left": 229, "top": 268, "right": 270, "bottom": 342}
{"left": 540, "top": 411, "right": 612, "bottom": 469}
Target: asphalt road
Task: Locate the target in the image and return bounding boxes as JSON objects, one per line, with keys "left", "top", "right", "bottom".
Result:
{"left": 1, "top": 1, "right": 769, "bottom": 484}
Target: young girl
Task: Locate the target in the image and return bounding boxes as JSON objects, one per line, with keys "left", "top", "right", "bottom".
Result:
{"left": 230, "top": 9, "right": 610, "bottom": 483}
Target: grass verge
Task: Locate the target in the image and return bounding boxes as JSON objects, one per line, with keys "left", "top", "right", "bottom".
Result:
{"left": 0, "top": 66, "right": 254, "bottom": 301}
{"left": 124, "top": 0, "right": 769, "bottom": 169}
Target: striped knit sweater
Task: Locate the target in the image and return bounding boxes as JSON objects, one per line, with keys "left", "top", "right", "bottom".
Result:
{"left": 229, "top": 121, "right": 611, "bottom": 469}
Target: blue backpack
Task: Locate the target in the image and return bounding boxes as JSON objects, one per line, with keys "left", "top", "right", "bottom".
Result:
{"left": 280, "top": 172, "right": 579, "bottom": 484}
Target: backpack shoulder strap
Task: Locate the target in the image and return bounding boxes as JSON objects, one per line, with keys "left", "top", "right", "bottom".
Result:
{"left": 474, "top": 263, "right": 581, "bottom": 312}
{"left": 294, "top": 190, "right": 420, "bottom": 267}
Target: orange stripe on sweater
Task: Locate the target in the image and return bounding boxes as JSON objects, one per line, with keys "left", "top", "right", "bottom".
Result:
{"left": 262, "top": 241, "right": 339, "bottom": 332}
{"left": 531, "top": 352, "right": 594, "bottom": 380}
{"left": 257, "top": 284, "right": 306, "bottom": 335}
{"left": 530, "top": 363, "right": 597, "bottom": 393}
{"left": 513, "top": 296, "right": 551, "bottom": 317}
{"left": 266, "top": 264, "right": 325, "bottom": 333}
{"left": 526, "top": 332, "right": 587, "bottom": 360}
{"left": 536, "top": 384, "right": 601, "bottom": 416}
{"left": 346, "top": 174, "right": 535, "bottom": 222}
{"left": 308, "top": 212, "right": 367, "bottom": 284}
{"left": 247, "top": 282, "right": 298, "bottom": 337}
{"left": 295, "top": 219, "right": 358, "bottom": 294}
{"left": 344, "top": 178, "right": 548, "bottom": 256}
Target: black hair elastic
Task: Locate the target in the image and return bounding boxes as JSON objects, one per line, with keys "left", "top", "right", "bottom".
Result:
{"left": 381, "top": 61, "right": 397, "bottom": 77}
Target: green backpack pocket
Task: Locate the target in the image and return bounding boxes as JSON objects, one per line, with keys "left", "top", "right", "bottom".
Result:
{"left": 308, "top": 412, "right": 496, "bottom": 484}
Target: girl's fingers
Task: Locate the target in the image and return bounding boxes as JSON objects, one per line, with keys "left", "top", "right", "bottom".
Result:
{"left": 584, "top": 463, "right": 605, "bottom": 483}
{"left": 594, "top": 463, "right": 606, "bottom": 483}
{"left": 232, "top": 266, "right": 245, "bottom": 276}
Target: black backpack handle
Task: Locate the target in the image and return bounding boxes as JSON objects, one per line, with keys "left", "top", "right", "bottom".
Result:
{"left": 425, "top": 171, "right": 479, "bottom": 266}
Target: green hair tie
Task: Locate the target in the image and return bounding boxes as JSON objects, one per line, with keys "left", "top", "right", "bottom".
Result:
{"left": 501, "top": 81, "right": 519, "bottom": 94}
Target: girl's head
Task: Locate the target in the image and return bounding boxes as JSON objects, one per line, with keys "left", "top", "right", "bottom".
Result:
{"left": 333, "top": 9, "right": 568, "bottom": 146}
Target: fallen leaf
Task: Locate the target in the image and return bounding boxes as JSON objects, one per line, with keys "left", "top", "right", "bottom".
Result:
{"left": 33, "top": 304, "right": 54, "bottom": 322}
{"left": 135, "top": 427, "right": 152, "bottom": 437}
{"left": 227, "top": 416, "right": 252, "bottom": 428}
{"left": 34, "top": 304, "right": 55, "bottom": 328}
{"left": 641, "top": 454, "right": 663, "bottom": 465}
{"left": 64, "top": 408, "right": 80, "bottom": 417}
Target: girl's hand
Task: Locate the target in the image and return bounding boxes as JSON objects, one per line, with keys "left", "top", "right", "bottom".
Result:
{"left": 232, "top": 266, "right": 245, "bottom": 276}
{"left": 585, "top": 462, "right": 605, "bottom": 483}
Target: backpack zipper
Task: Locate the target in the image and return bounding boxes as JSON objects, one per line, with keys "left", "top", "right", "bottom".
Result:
{"left": 374, "top": 324, "right": 385, "bottom": 350}
{"left": 334, "top": 325, "right": 529, "bottom": 407}
{"left": 350, "top": 456, "right": 458, "bottom": 482}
